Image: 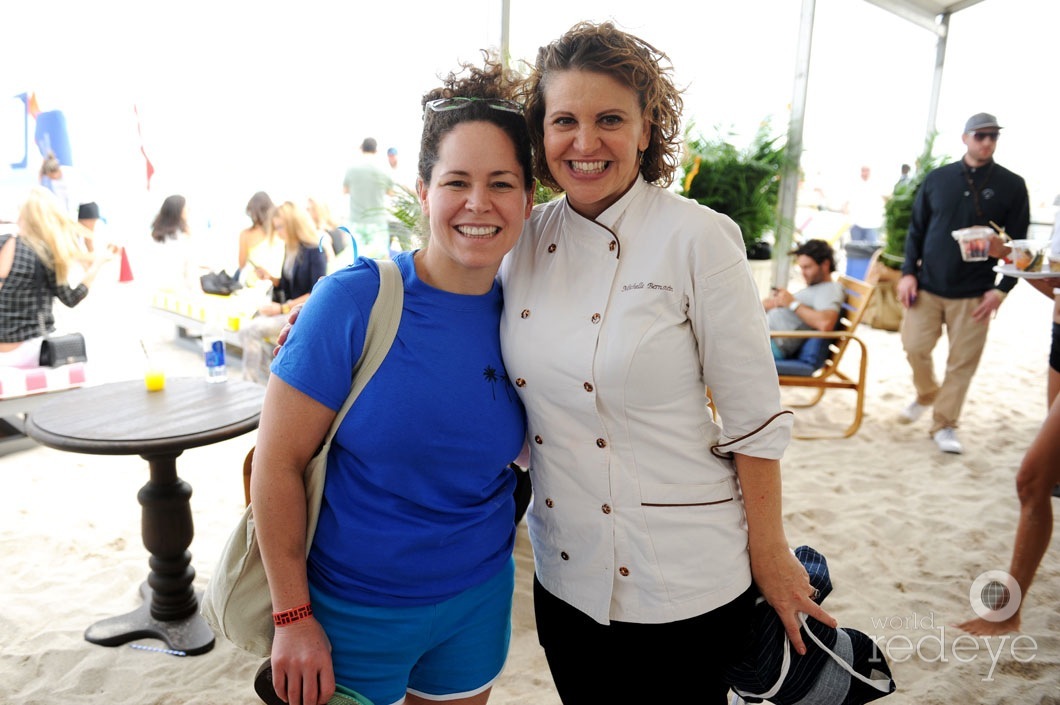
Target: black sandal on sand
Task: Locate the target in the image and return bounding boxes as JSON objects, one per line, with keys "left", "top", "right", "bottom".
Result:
{"left": 254, "top": 659, "right": 375, "bottom": 705}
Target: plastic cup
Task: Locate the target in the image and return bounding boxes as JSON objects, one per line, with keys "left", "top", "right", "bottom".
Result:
{"left": 1008, "top": 240, "right": 1042, "bottom": 271}
{"left": 951, "top": 226, "right": 993, "bottom": 262}
{"left": 144, "top": 367, "right": 166, "bottom": 392}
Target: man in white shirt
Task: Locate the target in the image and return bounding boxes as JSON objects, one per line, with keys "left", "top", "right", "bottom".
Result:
{"left": 342, "top": 137, "right": 394, "bottom": 259}
{"left": 763, "top": 239, "right": 845, "bottom": 359}
{"left": 846, "top": 165, "right": 885, "bottom": 244}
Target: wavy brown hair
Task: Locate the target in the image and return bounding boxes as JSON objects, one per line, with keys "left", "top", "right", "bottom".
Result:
{"left": 521, "top": 21, "right": 685, "bottom": 190}
{"left": 418, "top": 52, "right": 533, "bottom": 192}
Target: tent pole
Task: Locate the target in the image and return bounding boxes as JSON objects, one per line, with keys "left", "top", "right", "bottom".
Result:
{"left": 774, "top": 0, "right": 817, "bottom": 290}
{"left": 924, "top": 11, "right": 950, "bottom": 151}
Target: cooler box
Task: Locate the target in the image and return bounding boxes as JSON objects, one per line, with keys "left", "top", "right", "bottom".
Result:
{"left": 844, "top": 241, "right": 881, "bottom": 281}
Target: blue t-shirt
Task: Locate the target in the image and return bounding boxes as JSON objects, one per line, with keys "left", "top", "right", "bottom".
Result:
{"left": 271, "top": 252, "right": 526, "bottom": 606}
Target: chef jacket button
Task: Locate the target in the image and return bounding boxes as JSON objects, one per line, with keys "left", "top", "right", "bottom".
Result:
{"left": 535, "top": 435, "right": 543, "bottom": 444}
{"left": 548, "top": 243, "right": 557, "bottom": 253}
{"left": 515, "top": 378, "right": 526, "bottom": 387}
{"left": 520, "top": 309, "right": 530, "bottom": 319}
{"left": 608, "top": 241, "right": 617, "bottom": 252}
{"left": 561, "top": 552, "right": 570, "bottom": 561}
{"left": 595, "top": 438, "right": 607, "bottom": 448}
{"left": 545, "top": 497, "right": 554, "bottom": 508}
{"left": 601, "top": 504, "right": 611, "bottom": 514}
{"left": 591, "top": 313, "right": 601, "bottom": 324}
{"left": 618, "top": 566, "right": 630, "bottom": 576}
{"left": 583, "top": 382, "right": 593, "bottom": 392}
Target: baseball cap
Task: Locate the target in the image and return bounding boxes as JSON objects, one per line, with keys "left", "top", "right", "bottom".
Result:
{"left": 964, "top": 112, "right": 1002, "bottom": 133}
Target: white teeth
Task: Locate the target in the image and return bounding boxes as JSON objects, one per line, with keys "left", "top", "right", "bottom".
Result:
{"left": 456, "top": 225, "right": 499, "bottom": 237}
{"left": 570, "top": 160, "right": 607, "bottom": 174}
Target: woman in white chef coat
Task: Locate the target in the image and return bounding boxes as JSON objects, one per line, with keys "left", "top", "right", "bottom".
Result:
{"left": 499, "top": 21, "right": 836, "bottom": 703}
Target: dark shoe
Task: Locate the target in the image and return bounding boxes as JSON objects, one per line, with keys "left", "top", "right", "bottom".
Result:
{"left": 254, "top": 660, "right": 285, "bottom": 705}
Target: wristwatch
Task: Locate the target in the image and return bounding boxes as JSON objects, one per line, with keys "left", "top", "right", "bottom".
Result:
{"left": 789, "top": 300, "right": 801, "bottom": 312}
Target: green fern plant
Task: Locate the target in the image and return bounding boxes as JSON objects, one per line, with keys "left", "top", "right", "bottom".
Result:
{"left": 679, "top": 120, "right": 786, "bottom": 258}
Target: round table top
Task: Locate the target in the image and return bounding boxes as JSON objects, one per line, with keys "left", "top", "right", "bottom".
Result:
{"left": 26, "top": 377, "right": 265, "bottom": 456}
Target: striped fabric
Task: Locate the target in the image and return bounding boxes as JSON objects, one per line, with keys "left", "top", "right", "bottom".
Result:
{"left": 725, "top": 546, "right": 896, "bottom": 705}
{"left": 0, "top": 362, "right": 87, "bottom": 399}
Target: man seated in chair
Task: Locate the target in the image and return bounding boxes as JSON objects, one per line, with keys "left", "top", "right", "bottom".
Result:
{"left": 762, "top": 239, "right": 845, "bottom": 361}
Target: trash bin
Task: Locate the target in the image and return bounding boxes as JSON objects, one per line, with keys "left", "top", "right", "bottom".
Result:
{"left": 843, "top": 241, "right": 881, "bottom": 281}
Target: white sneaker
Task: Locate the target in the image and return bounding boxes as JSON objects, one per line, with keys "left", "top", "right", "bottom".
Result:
{"left": 934, "top": 428, "right": 963, "bottom": 454}
{"left": 898, "top": 400, "right": 929, "bottom": 424}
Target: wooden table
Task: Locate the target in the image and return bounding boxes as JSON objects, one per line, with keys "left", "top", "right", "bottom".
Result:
{"left": 26, "top": 377, "right": 265, "bottom": 655}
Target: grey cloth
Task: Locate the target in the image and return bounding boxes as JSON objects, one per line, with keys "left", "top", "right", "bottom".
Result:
{"left": 767, "top": 280, "right": 845, "bottom": 356}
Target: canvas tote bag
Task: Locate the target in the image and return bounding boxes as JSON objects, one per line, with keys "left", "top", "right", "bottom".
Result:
{"left": 200, "top": 260, "right": 403, "bottom": 656}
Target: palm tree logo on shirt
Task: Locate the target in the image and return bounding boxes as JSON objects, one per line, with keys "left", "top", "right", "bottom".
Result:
{"left": 483, "top": 365, "right": 515, "bottom": 402}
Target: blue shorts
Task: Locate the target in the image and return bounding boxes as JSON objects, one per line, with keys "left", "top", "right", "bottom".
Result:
{"left": 310, "top": 557, "right": 515, "bottom": 705}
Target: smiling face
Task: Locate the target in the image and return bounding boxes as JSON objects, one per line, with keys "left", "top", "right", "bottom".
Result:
{"left": 542, "top": 69, "right": 650, "bottom": 220}
{"left": 417, "top": 121, "right": 533, "bottom": 293}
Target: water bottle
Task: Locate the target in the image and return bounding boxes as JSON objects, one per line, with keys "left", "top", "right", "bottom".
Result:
{"left": 202, "top": 318, "right": 227, "bottom": 383}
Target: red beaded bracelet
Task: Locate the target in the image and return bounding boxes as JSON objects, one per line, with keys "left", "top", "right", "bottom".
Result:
{"left": 273, "top": 603, "right": 313, "bottom": 627}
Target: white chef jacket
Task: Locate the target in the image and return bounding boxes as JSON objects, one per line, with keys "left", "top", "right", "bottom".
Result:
{"left": 499, "top": 177, "right": 793, "bottom": 625}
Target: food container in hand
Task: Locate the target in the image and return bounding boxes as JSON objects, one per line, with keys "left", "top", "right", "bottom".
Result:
{"left": 951, "top": 226, "right": 993, "bottom": 262}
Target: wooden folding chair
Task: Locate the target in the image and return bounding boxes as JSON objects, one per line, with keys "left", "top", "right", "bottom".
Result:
{"left": 770, "top": 275, "right": 876, "bottom": 440}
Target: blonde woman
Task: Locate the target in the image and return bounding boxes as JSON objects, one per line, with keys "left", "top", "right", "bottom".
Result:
{"left": 307, "top": 196, "right": 351, "bottom": 274}
{"left": 239, "top": 191, "right": 284, "bottom": 289}
{"left": 0, "top": 187, "right": 115, "bottom": 368}
{"left": 240, "top": 201, "right": 327, "bottom": 384}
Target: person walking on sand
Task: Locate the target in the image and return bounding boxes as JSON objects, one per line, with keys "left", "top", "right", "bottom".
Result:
{"left": 895, "top": 112, "right": 1029, "bottom": 454}
{"left": 956, "top": 228, "right": 1060, "bottom": 635}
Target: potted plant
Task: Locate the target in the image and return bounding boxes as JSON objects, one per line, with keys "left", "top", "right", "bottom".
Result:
{"left": 679, "top": 120, "right": 786, "bottom": 261}
{"left": 861, "top": 137, "right": 947, "bottom": 331}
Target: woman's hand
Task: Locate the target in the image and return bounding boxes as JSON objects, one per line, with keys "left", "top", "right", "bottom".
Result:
{"left": 750, "top": 544, "right": 837, "bottom": 655}
{"left": 272, "top": 303, "right": 304, "bottom": 355}
{"left": 270, "top": 618, "right": 335, "bottom": 705}
{"left": 259, "top": 302, "right": 284, "bottom": 317}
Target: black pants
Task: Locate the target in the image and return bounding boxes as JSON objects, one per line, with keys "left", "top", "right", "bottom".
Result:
{"left": 534, "top": 574, "right": 754, "bottom": 704}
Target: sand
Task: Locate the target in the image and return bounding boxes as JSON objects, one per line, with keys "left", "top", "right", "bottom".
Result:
{"left": 1, "top": 271, "right": 1057, "bottom": 705}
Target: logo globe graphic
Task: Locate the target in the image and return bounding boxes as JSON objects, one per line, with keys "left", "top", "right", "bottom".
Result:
{"left": 980, "top": 580, "right": 1011, "bottom": 611}
{"left": 969, "top": 570, "right": 1021, "bottom": 622}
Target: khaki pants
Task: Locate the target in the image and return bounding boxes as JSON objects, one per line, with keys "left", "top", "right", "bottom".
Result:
{"left": 900, "top": 290, "right": 991, "bottom": 434}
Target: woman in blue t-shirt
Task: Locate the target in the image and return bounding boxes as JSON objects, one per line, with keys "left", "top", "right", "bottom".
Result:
{"left": 253, "top": 56, "right": 532, "bottom": 705}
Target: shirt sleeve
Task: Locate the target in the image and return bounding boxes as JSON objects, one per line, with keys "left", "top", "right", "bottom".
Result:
{"left": 902, "top": 177, "right": 931, "bottom": 277}
{"left": 271, "top": 269, "right": 373, "bottom": 410}
{"left": 692, "top": 218, "right": 793, "bottom": 459}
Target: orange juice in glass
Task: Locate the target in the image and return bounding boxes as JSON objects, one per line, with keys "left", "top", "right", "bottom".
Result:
{"left": 144, "top": 367, "right": 166, "bottom": 392}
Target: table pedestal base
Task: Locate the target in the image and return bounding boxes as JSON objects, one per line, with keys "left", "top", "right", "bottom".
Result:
{"left": 84, "top": 582, "right": 216, "bottom": 655}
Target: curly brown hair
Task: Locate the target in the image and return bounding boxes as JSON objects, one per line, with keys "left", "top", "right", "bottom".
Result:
{"left": 417, "top": 52, "right": 533, "bottom": 192}
{"left": 521, "top": 21, "right": 685, "bottom": 191}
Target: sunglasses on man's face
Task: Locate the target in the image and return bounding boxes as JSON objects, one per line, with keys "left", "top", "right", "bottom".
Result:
{"left": 971, "top": 131, "right": 1000, "bottom": 142}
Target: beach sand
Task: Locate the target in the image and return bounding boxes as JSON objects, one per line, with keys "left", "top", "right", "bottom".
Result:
{"left": 1, "top": 272, "right": 1057, "bottom": 705}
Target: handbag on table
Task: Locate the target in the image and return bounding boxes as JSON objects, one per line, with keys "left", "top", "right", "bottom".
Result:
{"left": 200, "top": 260, "right": 403, "bottom": 657}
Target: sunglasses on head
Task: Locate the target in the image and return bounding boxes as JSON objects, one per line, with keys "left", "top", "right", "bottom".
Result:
{"left": 971, "top": 131, "right": 1000, "bottom": 142}
{"left": 424, "top": 97, "right": 524, "bottom": 116}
